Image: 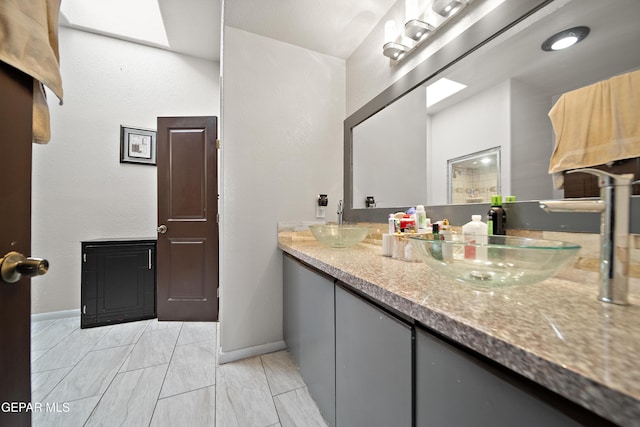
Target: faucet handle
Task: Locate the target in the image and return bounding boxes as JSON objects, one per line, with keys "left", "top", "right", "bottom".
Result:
{"left": 566, "top": 168, "right": 634, "bottom": 186}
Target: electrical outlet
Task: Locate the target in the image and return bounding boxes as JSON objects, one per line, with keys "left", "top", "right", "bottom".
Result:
{"left": 316, "top": 194, "right": 328, "bottom": 219}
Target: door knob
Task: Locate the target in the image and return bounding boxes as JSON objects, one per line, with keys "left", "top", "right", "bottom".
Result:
{"left": 157, "top": 225, "right": 167, "bottom": 234}
{"left": 0, "top": 251, "right": 49, "bottom": 284}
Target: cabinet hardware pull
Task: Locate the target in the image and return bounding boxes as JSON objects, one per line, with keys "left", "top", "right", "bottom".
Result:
{"left": 148, "top": 249, "right": 152, "bottom": 270}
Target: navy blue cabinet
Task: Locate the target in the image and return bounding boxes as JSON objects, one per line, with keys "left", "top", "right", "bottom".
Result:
{"left": 81, "top": 239, "right": 156, "bottom": 328}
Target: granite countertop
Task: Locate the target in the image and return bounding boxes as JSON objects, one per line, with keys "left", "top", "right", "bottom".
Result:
{"left": 278, "top": 232, "right": 640, "bottom": 427}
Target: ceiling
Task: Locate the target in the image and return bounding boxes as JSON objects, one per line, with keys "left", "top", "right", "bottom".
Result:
{"left": 426, "top": 0, "right": 640, "bottom": 113}
{"left": 224, "top": 0, "right": 398, "bottom": 59}
{"left": 59, "top": 0, "right": 398, "bottom": 62}
{"left": 60, "top": 0, "right": 222, "bottom": 61}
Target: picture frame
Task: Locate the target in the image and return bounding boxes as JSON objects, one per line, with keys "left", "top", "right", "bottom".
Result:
{"left": 120, "top": 126, "right": 157, "bottom": 165}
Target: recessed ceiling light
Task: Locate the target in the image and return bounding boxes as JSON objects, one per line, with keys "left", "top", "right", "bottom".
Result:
{"left": 541, "top": 26, "right": 590, "bottom": 52}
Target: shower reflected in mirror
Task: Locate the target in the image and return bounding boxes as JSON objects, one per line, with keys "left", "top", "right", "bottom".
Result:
{"left": 448, "top": 147, "right": 500, "bottom": 204}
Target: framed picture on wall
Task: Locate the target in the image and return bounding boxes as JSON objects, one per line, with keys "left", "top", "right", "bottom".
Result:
{"left": 120, "top": 126, "right": 157, "bottom": 165}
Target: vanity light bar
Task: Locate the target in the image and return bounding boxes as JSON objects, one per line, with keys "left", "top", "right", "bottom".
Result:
{"left": 383, "top": 42, "right": 410, "bottom": 60}
{"left": 383, "top": 0, "right": 472, "bottom": 63}
{"left": 404, "top": 19, "right": 436, "bottom": 41}
{"left": 432, "top": 0, "right": 467, "bottom": 18}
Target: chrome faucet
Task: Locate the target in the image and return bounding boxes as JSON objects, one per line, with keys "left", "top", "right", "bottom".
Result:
{"left": 337, "top": 200, "right": 344, "bottom": 225}
{"left": 539, "top": 168, "right": 635, "bottom": 305}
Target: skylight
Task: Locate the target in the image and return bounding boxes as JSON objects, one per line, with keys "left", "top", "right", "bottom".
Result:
{"left": 426, "top": 78, "right": 467, "bottom": 108}
{"left": 60, "top": 0, "right": 169, "bottom": 48}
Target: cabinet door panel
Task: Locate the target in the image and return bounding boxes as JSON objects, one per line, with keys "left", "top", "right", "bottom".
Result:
{"left": 416, "top": 327, "right": 581, "bottom": 427}
{"left": 283, "top": 256, "right": 335, "bottom": 426}
{"left": 283, "top": 255, "right": 302, "bottom": 364}
{"left": 82, "top": 241, "right": 156, "bottom": 328}
{"left": 335, "top": 285, "right": 412, "bottom": 427}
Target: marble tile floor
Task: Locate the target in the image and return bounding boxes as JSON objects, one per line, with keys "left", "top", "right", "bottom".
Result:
{"left": 30, "top": 317, "right": 327, "bottom": 427}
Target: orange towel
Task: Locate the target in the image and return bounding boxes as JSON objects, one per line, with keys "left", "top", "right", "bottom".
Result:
{"left": 0, "top": 0, "right": 63, "bottom": 143}
{"left": 548, "top": 69, "right": 640, "bottom": 187}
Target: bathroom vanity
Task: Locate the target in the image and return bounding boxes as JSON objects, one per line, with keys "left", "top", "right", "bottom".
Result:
{"left": 280, "top": 233, "right": 639, "bottom": 426}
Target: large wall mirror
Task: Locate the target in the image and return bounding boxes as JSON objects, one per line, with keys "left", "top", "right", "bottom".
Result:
{"left": 345, "top": 0, "right": 640, "bottom": 223}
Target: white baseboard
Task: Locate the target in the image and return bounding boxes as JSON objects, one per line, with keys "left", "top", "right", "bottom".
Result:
{"left": 31, "top": 309, "right": 80, "bottom": 322}
{"left": 218, "top": 340, "right": 286, "bottom": 365}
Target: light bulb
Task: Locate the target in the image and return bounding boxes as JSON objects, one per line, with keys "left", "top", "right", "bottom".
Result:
{"left": 384, "top": 20, "right": 397, "bottom": 44}
{"left": 405, "top": 0, "right": 419, "bottom": 22}
{"left": 551, "top": 35, "right": 578, "bottom": 50}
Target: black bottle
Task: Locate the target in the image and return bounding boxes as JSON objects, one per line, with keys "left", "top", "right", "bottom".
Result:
{"left": 430, "top": 223, "right": 443, "bottom": 260}
{"left": 487, "top": 195, "right": 506, "bottom": 235}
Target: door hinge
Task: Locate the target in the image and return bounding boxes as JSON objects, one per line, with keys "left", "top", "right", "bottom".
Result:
{"left": 217, "top": 288, "right": 219, "bottom": 298}
{"left": 216, "top": 139, "right": 221, "bottom": 149}
{"left": 82, "top": 305, "right": 86, "bottom": 315}
{"left": 83, "top": 253, "right": 86, "bottom": 262}
{"left": 216, "top": 213, "right": 220, "bottom": 223}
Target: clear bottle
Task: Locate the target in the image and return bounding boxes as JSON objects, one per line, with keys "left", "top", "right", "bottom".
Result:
{"left": 462, "top": 215, "right": 488, "bottom": 260}
{"left": 416, "top": 205, "right": 427, "bottom": 232}
{"left": 388, "top": 214, "right": 396, "bottom": 234}
{"left": 487, "top": 195, "right": 506, "bottom": 235}
{"left": 440, "top": 219, "right": 453, "bottom": 260}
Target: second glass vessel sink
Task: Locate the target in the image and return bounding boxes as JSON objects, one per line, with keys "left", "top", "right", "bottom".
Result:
{"left": 409, "top": 235, "right": 580, "bottom": 287}
{"left": 309, "top": 224, "right": 370, "bottom": 248}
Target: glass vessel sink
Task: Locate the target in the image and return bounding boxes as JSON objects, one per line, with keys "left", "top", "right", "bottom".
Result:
{"left": 409, "top": 235, "right": 580, "bottom": 287}
{"left": 309, "top": 224, "right": 370, "bottom": 248}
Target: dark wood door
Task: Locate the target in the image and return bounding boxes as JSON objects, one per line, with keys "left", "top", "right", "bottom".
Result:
{"left": 156, "top": 116, "right": 218, "bottom": 321}
{"left": 0, "top": 62, "right": 34, "bottom": 426}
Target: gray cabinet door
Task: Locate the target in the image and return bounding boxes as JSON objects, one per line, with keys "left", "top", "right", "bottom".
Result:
{"left": 283, "top": 255, "right": 336, "bottom": 426}
{"left": 416, "top": 327, "right": 582, "bottom": 427}
{"left": 335, "top": 284, "right": 412, "bottom": 427}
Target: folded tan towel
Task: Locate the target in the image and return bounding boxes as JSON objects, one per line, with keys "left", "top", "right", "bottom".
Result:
{"left": 548, "top": 69, "right": 640, "bottom": 187}
{"left": 0, "top": 0, "right": 63, "bottom": 143}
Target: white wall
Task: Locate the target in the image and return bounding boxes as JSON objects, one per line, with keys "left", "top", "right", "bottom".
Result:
{"left": 353, "top": 88, "right": 427, "bottom": 208}
{"left": 510, "top": 79, "right": 557, "bottom": 201}
{"left": 346, "top": 0, "right": 506, "bottom": 116}
{"left": 32, "top": 27, "right": 220, "bottom": 314}
{"left": 220, "top": 27, "right": 345, "bottom": 359}
{"left": 428, "top": 80, "right": 511, "bottom": 205}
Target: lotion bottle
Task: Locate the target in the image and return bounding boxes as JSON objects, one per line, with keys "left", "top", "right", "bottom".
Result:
{"left": 462, "top": 215, "right": 488, "bottom": 260}
{"left": 416, "top": 205, "right": 427, "bottom": 232}
{"left": 440, "top": 219, "right": 453, "bottom": 260}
